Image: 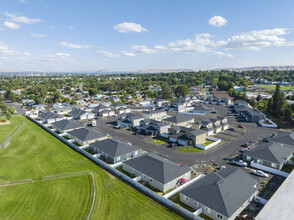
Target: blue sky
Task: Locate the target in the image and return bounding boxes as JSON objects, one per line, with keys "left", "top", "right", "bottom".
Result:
{"left": 0, "top": 0, "right": 294, "bottom": 71}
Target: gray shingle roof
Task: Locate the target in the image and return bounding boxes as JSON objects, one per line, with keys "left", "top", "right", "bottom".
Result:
{"left": 90, "top": 138, "right": 140, "bottom": 157}
{"left": 123, "top": 152, "right": 191, "bottom": 184}
{"left": 163, "top": 115, "right": 194, "bottom": 124}
{"left": 67, "top": 128, "right": 107, "bottom": 141}
{"left": 181, "top": 168, "right": 257, "bottom": 218}
{"left": 51, "top": 119, "right": 84, "bottom": 131}
{"left": 270, "top": 131, "right": 294, "bottom": 146}
{"left": 193, "top": 105, "right": 210, "bottom": 111}
{"left": 38, "top": 111, "right": 64, "bottom": 120}
{"left": 68, "top": 108, "right": 88, "bottom": 117}
{"left": 243, "top": 141, "right": 294, "bottom": 164}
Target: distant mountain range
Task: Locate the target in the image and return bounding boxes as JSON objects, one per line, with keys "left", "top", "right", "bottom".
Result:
{"left": 215, "top": 66, "right": 294, "bottom": 71}
{"left": 0, "top": 66, "right": 293, "bottom": 74}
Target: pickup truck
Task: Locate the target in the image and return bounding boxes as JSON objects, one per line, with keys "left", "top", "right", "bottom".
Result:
{"left": 231, "top": 159, "right": 247, "bottom": 167}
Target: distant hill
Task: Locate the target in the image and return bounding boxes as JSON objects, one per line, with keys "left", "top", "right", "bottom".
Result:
{"left": 215, "top": 66, "right": 294, "bottom": 72}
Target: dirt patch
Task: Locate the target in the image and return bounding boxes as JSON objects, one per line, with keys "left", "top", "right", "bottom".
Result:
{"left": 0, "top": 121, "right": 10, "bottom": 125}
{"left": 105, "top": 171, "right": 116, "bottom": 180}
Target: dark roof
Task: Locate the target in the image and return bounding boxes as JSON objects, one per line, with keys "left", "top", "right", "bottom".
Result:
{"left": 90, "top": 138, "right": 140, "bottom": 157}
{"left": 68, "top": 108, "right": 88, "bottom": 117}
{"left": 67, "top": 128, "right": 108, "bottom": 141}
{"left": 190, "top": 129, "right": 206, "bottom": 136}
{"left": 111, "top": 103, "right": 125, "bottom": 107}
{"left": 163, "top": 115, "right": 194, "bottom": 124}
{"left": 142, "top": 109, "right": 166, "bottom": 114}
{"left": 270, "top": 131, "right": 294, "bottom": 146}
{"left": 193, "top": 105, "right": 210, "bottom": 111}
{"left": 51, "top": 119, "right": 84, "bottom": 131}
{"left": 243, "top": 141, "right": 294, "bottom": 164}
{"left": 181, "top": 168, "right": 257, "bottom": 217}
{"left": 38, "top": 111, "right": 64, "bottom": 120}
{"left": 123, "top": 152, "right": 191, "bottom": 184}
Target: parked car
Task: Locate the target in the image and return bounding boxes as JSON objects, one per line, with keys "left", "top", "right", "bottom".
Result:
{"left": 114, "top": 125, "right": 121, "bottom": 129}
{"left": 263, "top": 138, "right": 269, "bottom": 142}
{"left": 238, "top": 118, "right": 245, "bottom": 122}
{"left": 229, "top": 128, "right": 235, "bottom": 131}
{"left": 242, "top": 142, "right": 252, "bottom": 147}
{"left": 169, "top": 142, "right": 177, "bottom": 148}
{"left": 232, "top": 159, "right": 247, "bottom": 167}
{"left": 242, "top": 147, "right": 251, "bottom": 152}
{"left": 253, "top": 170, "right": 269, "bottom": 177}
{"left": 239, "top": 124, "right": 245, "bottom": 129}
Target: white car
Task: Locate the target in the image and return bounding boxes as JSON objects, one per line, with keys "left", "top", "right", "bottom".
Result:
{"left": 253, "top": 170, "right": 269, "bottom": 177}
{"left": 232, "top": 159, "right": 247, "bottom": 167}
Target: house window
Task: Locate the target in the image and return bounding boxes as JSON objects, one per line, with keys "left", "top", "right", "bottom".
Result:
{"left": 117, "top": 156, "right": 121, "bottom": 161}
{"left": 136, "top": 171, "right": 139, "bottom": 175}
{"left": 216, "top": 213, "right": 223, "bottom": 219}
{"left": 194, "top": 201, "right": 199, "bottom": 207}
{"left": 257, "top": 159, "right": 262, "bottom": 165}
{"left": 130, "top": 168, "right": 133, "bottom": 172}
{"left": 205, "top": 207, "right": 210, "bottom": 213}
{"left": 149, "top": 178, "right": 153, "bottom": 182}
{"left": 185, "top": 196, "right": 189, "bottom": 202}
{"left": 246, "top": 156, "right": 251, "bottom": 161}
{"left": 271, "top": 163, "right": 277, "bottom": 168}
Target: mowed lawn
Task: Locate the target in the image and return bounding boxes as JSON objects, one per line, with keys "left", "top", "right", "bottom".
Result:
{"left": 0, "top": 116, "right": 182, "bottom": 220}
{"left": 0, "top": 121, "right": 22, "bottom": 143}
{"left": 258, "top": 84, "right": 294, "bottom": 90}
{"left": 0, "top": 175, "right": 93, "bottom": 220}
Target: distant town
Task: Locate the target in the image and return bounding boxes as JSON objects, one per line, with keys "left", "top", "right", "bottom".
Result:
{"left": 1, "top": 69, "right": 294, "bottom": 220}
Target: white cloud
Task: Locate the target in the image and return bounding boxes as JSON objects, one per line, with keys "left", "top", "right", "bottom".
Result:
{"left": 113, "top": 22, "right": 148, "bottom": 33}
{"left": 154, "top": 45, "right": 168, "bottom": 50}
{"left": 97, "top": 50, "right": 120, "bottom": 58}
{"left": 132, "top": 45, "right": 157, "bottom": 54}
{"left": 0, "top": 41, "right": 18, "bottom": 55}
{"left": 208, "top": 16, "right": 227, "bottom": 27}
{"left": 31, "top": 33, "right": 46, "bottom": 38}
{"left": 67, "top": 26, "right": 74, "bottom": 31}
{"left": 3, "top": 21, "right": 20, "bottom": 29}
{"left": 223, "top": 28, "right": 293, "bottom": 50}
{"left": 55, "top": 52, "right": 71, "bottom": 57}
{"left": 4, "top": 12, "right": 41, "bottom": 24}
{"left": 23, "top": 52, "right": 31, "bottom": 56}
{"left": 57, "top": 41, "right": 92, "bottom": 49}
{"left": 122, "top": 51, "right": 136, "bottom": 57}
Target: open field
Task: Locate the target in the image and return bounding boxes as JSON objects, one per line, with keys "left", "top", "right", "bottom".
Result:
{"left": 0, "top": 121, "right": 22, "bottom": 143}
{"left": 0, "top": 175, "right": 93, "bottom": 219}
{"left": 0, "top": 116, "right": 182, "bottom": 220}
{"left": 258, "top": 84, "right": 294, "bottom": 91}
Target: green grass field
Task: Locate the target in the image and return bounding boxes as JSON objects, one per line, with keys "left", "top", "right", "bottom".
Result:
{"left": 258, "top": 84, "right": 294, "bottom": 91}
{"left": 0, "top": 116, "right": 182, "bottom": 220}
{"left": 177, "top": 146, "right": 203, "bottom": 153}
{"left": 0, "top": 121, "right": 22, "bottom": 143}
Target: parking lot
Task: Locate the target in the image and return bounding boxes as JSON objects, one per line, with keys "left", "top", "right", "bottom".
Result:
{"left": 91, "top": 104, "right": 282, "bottom": 195}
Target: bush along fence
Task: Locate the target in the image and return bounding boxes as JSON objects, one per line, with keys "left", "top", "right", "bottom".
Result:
{"left": 0, "top": 122, "right": 24, "bottom": 149}
{"left": 27, "top": 116, "right": 202, "bottom": 220}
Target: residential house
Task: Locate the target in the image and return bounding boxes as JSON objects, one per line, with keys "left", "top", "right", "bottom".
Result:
{"left": 168, "top": 126, "right": 207, "bottom": 146}
{"left": 51, "top": 119, "right": 84, "bottom": 133}
{"left": 142, "top": 109, "right": 167, "bottom": 121}
{"left": 67, "top": 128, "right": 108, "bottom": 146}
{"left": 122, "top": 152, "right": 191, "bottom": 192}
{"left": 52, "top": 106, "right": 72, "bottom": 115}
{"left": 117, "top": 113, "right": 145, "bottom": 128}
{"left": 180, "top": 168, "right": 258, "bottom": 220}
{"left": 139, "top": 121, "right": 171, "bottom": 136}
{"left": 154, "top": 98, "right": 170, "bottom": 107}
{"left": 243, "top": 141, "right": 294, "bottom": 171}
{"left": 269, "top": 131, "right": 294, "bottom": 145}
{"left": 192, "top": 105, "right": 210, "bottom": 115}
{"left": 92, "top": 105, "right": 115, "bottom": 117}
{"left": 89, "top": 138, "right": 141, "bottom": 164}
{"left": 68, "top": 108, "right": 95, "bottom": 120}
{"left": 234, "top": 100, "right": 252, "bottom": 108}
{"left": 38, "top": 111, "right": 65, "bottom": 124}
{"left": 162, "top": 115, "right": 195, "bottom": 127}
{"left": 192, "top": 119, "right": 214, "bottom": 136}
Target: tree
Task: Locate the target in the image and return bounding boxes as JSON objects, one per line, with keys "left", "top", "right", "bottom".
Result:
{"left": 283, "top": 107, "right": 293, "bottom": 122}
{"left": 174, "top": 85, "right": 189, "bottom": 97}
{"left": 8, "top": 107, "right": 15, "bottom": 114}
{"left": 4, "top": 90, "right": 16, "bottom": 102}
{"left": 160, "top": 85, "right": 173, "bottom": 100}
{"left": 266, "top": 98, "right": 273, "bottom": 114}
{"left": 272, "top": 84, "right": 286, "bottom": 119}
{"left": 6, "top": 112, "right": 11, "bottom": 121}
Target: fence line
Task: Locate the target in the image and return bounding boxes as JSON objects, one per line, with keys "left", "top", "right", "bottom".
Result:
{"left": 27, "top": 116, "right": 201, "bottom": 220}
{"left": 0, "top": 122, "right": 24, "bottom": 148}
{"left": 0, "top": 178, "right": 35, "bottom": 188}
